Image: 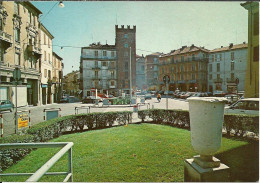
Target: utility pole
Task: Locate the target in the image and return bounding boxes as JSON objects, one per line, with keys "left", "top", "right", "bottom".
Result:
{"left": 130, "top": 47, "right": 132, "bottom": 101}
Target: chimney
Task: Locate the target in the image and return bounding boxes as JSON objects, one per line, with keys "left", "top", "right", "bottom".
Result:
{"left": 191, "top": 44, "right": 194, "bottom": 47}
{"left": 221, "top": 46, "right": 223, "bottom": 48}
{"left": 127, "top": 25, "right": 130, "bottom": 29}
{"left": 229, "top": 43, "right": 233, "bottom": 48}
{"left": 243, "top": 41, "right": 246, "bottom": 44}
{"left": 142, "top": 54, "right": 144, "bottom": 57}
{"left": 121, "top": 25, "right": 124, "bottom": 28}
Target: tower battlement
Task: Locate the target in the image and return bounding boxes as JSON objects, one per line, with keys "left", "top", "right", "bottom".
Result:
{"left": 115, "top": 25, "right": 136, "bottom": 31}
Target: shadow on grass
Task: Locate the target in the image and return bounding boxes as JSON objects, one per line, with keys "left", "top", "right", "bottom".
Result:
{"left": 216, "top": 141, "right": 259, "bottom": 182}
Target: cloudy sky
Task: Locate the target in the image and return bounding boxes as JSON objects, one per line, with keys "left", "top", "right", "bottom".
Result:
{"left": 32, "top": 1, "right": 248, "bottom": 75}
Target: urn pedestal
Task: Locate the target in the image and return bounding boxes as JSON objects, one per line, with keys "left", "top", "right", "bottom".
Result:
{"left": 184, "top": 97, "right": 230, "bottom": 182}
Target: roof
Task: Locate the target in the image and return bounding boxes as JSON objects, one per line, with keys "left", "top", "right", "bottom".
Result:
{"left": 53, "top": 52, "right": 63, "bottom": 60}
{"left": 160, "top": 45, "right": 210, "bottom": 58}
{"left": 39, "top": 23, "right": 54, "bottom": 39}
{"left": 82, "top": 43, "right": 116, "bottom": 50}
{"left": 24, "top": 2, "right": 42, "bottom": 15}
{"left": 146, "top": 52, "right": 163, "bottom": 57}
{"left": 210, "top": 43, "right": 248, "bottom": 53}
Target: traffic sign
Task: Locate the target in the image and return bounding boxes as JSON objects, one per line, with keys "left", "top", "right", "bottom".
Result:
{"left": 163, "top": 75, "right": 170, "bottom": 84}
{"left": 13, "top": 67, "right": 21, "bottom": 81}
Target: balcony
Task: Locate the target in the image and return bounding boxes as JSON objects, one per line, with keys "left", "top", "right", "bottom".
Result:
{"left": 177, "top": 80, "right": 186, "bottom": 84}
{"left": 214, "top": 78, "right": 223, "bottom": 83}
{"left": 188, "top": 80, "right": 197, "bottom": 83}
{"left": 92, "top": 66, "right": 101, "bottom": 70}
{"left": 28, "top": 44, "right": 42, "bottom": 56}
{"left": 226, "top": 78, "right": 236, "bottom": 83}
{"left": 109, "top": 85, "right": 116, "bottom": 89}
{"left": 26, "top": 23, "right": 38, "bottom": 37}
{"left": 0, "top": 30, "right": 12, "bottom": 47}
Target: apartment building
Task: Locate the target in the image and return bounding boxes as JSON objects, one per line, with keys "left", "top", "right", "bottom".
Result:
{"left": 208, "top": 43, "right": 248, "bottom": 94}
{"left": 52, "top": 52, "right": 63, "bottom": 102}
{"left": 39, "top": 23, "right": 54, "bottom": 105}
{"left": 145, "top": 52, "right": 161, "bottom": 91}
{"left": 80, "top": 43, "right": 117, "bottom": 97}
{"left": 0, "top": 1, "right": 42, "bottom": 106}
{"left": 158, "top": 45, "right": 209, "bottom": 92}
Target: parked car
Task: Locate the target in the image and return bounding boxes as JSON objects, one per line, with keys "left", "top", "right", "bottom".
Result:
{"left": 213, "top": 90, "right": 226, "bottom": 97}
{"left": 182, "top": 92, "right": 195, "bottom": 99}
{"left": 0, "top": 100, "right": 14, "bottom": 112}
{"left": 59, "top": 97, "right": 69, "bottom": 103}
{"left": 224, "top": 94, "right": 239, "bottom": 104}
{"left": 168, "top": 91, "right": 174, "bottom": 96}
{"left": 82, "top": 96, "right": 102, "bottom": 104}
{"left": 224, "top": 98, "right": 259, "bottom": 115}
{"left": 145, "top": 93, "right": 152, "bottom": 100}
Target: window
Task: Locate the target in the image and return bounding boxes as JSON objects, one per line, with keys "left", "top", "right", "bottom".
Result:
{"left": 44, "top": 34, "right": 46, "bottom": 45}
{"left": 94, "top": 51, "right": 98, "bottom": 57}
{"left": 15, "top": 53, "right": 20, "bottom": 65}
{"left": 124, "top": 34, "right": 128, "bottom": 38}
{"left": 217, "top": 74, "right": 220, "bottom": 80}
{"left": 0, "top": 47, "right": 4, "bottom": 62}
{"left": 124, "top": 51, "right": 128, "bottom": 57}
{"left": 219, "top": 54, "right": 222, "bottom": 61}
{"left": 28, "top": 11, "right": 31, "bottom": 23}
{"left": 44, "top": 51, "right": 46, "bottom": 61}
{"left": 231, "top": 52, "right": 234, "bottom": 60}
{"left": 111, "top": 51, "right": 115, "bottom": 57}
{"left": 102, "top": 62, "right": 107, "bottom": 67}
{"left": 231, "top": 73, "right": 235, "bottom": 80}
{"left": 125, "top": 72, "right": 128, "bottom": 79}
{"left": 103, "top": 51, "right": 107, "bottom": 56}
{"left": 254, "top": 12, "right": 259, "bottom": 35}
{"left": 15, "top": 28, "right": 20, "bottom": 42}
{"left": 14, "top": 2, "right": 19, "bottom": 14}
{"left": 125, "top": 62, "right": 128, "bottom": 70}
{"left": 111, "top": 81, "right": 115, "bottom": 86}
{"left": 192, "top": 73, "right": 195, "bottom": 80}
{"left": 215, "top": 55, "right": 217, "bottom": 62}
{"left": 231, "top": 61, "right": 234, "bottom": 70}
{"left": 44, "top": 69, "right": 47, "bottom": 78}
{"left": 192, "top": 54, "right": 195, "bottom": 60}
{"left": 48, "top": 53, "right": 50, "bottom": 63}
{"left": 0, "top": 18, "right": 3, "bottom": 31}
{"left": 29, "top": 56, "right": 32, "bottom": 68}
{"left": 124, "top": 43, "right": 128, "bottom": 48}
{"left": 111, "top": 71, "right": 115, "bottom": 78}
{"left": 209, "top": 64, "right": 212, "bottom": 72}
{"left": 209, "top": 74, "right": 212, "bottom": 80}
{"left": 253, "top": 46, "right": 259, "bottom": 62}
{"left": 181, "top": 56, "right": 184, "bottom": 62}
{"left": 48, "top": 38, "right": 50, "bottom": 48}
{"left": 211, "top": 55, "right": 214, "bottom": 62}
{"left": 217, "top": 63, "right": 220, "bottom": 72}
{"left": 95, "top": 71, "right": 98, "bottom": 77}
{"left": 32, "top": 15, "right": 35, "bottom": 26}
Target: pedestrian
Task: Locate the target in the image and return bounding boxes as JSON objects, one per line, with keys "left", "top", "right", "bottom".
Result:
{"left": 157, "top": 93, "right": 161, "bottom": 102}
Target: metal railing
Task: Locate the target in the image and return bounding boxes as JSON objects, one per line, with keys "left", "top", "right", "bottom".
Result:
{"left": 0, "top": 142, "right": 74, "bottom": 182}
{"left": 75, "top": 106, "right": 91, "bottom": 114}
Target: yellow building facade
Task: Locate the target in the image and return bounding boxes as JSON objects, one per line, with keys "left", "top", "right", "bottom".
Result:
{"left": 241, "top": 2, "right": 259, "bottom": 98}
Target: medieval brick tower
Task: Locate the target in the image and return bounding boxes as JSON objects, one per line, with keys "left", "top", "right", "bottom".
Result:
{"left": 115, "top": 25, "right": 136, "bottom": 94}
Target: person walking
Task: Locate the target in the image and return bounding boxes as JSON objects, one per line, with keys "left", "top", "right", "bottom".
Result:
{"left": 157, "top": 93, "right": 161, "bottom": 102}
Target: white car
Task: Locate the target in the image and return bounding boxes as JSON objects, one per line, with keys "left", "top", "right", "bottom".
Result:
{"left": 224, "top": 98, "right": 259, "bottom": 115}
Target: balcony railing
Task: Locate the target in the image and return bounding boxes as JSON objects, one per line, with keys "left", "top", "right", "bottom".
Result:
{"left": 214, "top": 78, "right": 223, "bottom": 83}
{"left": 226, "top": 78, "right": 236, "bottom": 83}
{"left": 0, "top": 30, "right": 12, "bottom": 45}
{"left": 107, "top": 76, "right": 116, "bottom": 80}
{"left": 28, "top": 44, "right": 42, "bottom": 55}
{"left": 188, "top": 80, "right": 197, "bottom": 83}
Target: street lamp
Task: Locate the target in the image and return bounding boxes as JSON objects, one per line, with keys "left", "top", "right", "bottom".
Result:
{"left": 59, "top": 1, "right": 65, "bottom": 8}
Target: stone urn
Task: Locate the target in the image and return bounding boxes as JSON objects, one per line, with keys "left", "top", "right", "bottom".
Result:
{"left": 188, "top": 97, "right": 227, "bottom": 168}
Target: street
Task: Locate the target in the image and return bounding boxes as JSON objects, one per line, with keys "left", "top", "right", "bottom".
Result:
{"left": 1, "top": 96, "right": 189, "bottom": 137}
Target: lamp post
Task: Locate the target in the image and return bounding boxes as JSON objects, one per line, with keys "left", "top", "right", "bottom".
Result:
{"left": 13, "top": 67, "right": 21, "bottom": 134}
{"left": 129, "top": 47, "right": 132, "bottom": 101}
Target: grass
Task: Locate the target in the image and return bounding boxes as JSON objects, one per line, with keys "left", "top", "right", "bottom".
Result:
{"left": 1, "top": 124, "right": 258, "bottom": 182}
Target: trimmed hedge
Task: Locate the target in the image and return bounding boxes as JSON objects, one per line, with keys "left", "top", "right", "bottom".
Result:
{"left": 0, "top": 111, "right": 132, "bottom": 173}
{"left": 138, "top": 109, "right": 190, "bottom": 128}
{"left": 138, "top": 109, "right": 259, "bottom": 136}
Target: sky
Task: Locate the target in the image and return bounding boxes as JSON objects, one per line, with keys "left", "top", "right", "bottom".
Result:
{"left": 31, "top": 1, "right": 248, "bottom": 75}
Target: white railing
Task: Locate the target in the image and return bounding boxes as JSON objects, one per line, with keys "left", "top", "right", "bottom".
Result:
{"left": 0, "top": 142, "right": 74, "bottom": 182}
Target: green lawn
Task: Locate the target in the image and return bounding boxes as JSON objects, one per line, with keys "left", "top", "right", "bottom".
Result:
{"left": 1, "top": 124, "right": 259, "bottom": 182}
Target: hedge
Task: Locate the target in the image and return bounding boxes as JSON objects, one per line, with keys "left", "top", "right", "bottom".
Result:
{"left": 0, "top": 111, "right": 132, "bottom": 173}
{"left": 138, "top": 109, "right": 259, "bottom": 136}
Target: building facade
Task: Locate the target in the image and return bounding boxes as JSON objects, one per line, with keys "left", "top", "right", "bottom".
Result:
{"left": 63, "top": 70, "right": 80, "bottom": 97}
{"left": 115, "top": 25, "right": 136, "bottom": 94}
{"left": 39, "top": 24, "right": 54, "bottom": 105}
{"left": 158, "top": 45, "right": 209, "bottom": 92}
{"left": 0, "top": 1, "right": 42, "bottom": 106}
{"left": 80, "top": 43, "right": 117, "bottom": 97}
{"left": 241, "top": 2, "right": 259, "bottom": 98}
{"left": 52, "top": 52, "right": 63, "bottom": 102}
{"left": 208, "top": 43, "right": 248, "bottom": 94}
{"left": 136, "top": 54, "right": 145, "bottom": 90}
{"left": 145, "top": 53, "right": 161, "bottom": 91}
